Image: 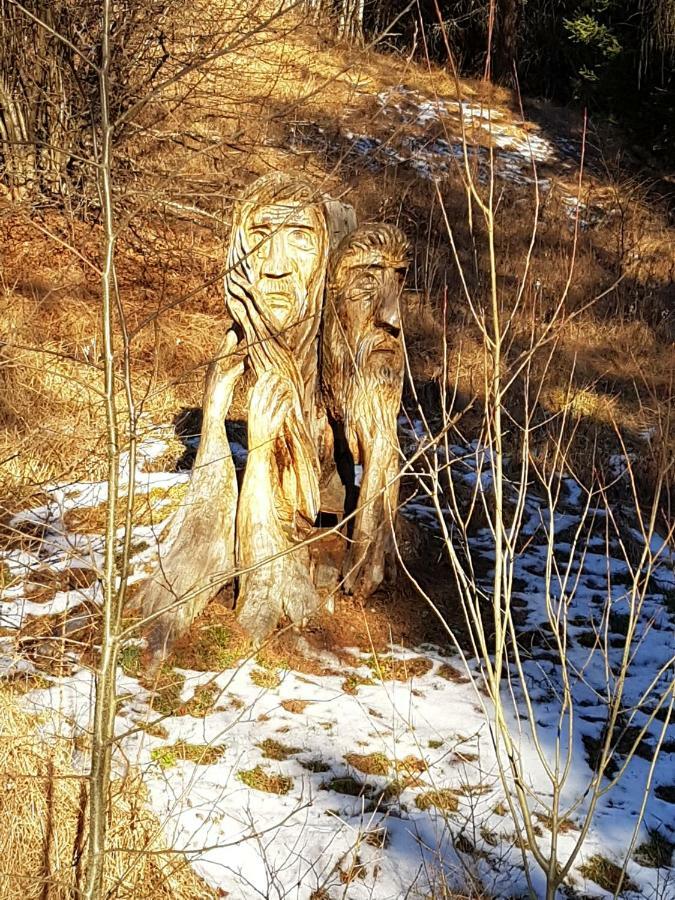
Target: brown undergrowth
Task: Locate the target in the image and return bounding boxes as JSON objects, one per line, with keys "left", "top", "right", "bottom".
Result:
{"left": 0, "top": 691, "right": 216, "bottom": 899}
{"left": 0, "top": 5, "right": 672, "bottom": 517}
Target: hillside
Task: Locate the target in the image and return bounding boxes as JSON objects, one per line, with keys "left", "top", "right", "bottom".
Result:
{"left": 0, "top": 4, "right": 673, "bottom": 899}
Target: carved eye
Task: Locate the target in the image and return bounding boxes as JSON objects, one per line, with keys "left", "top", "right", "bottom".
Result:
{"left": 289, "top": 229, "right": 313, "bottom": 250}
{"left": 250, "top": 226, "right": 271, "bottom": 247}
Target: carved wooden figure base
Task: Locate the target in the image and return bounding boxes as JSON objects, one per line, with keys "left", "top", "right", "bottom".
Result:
{"left": 138, "top": 331, "right": 242, "bottom": 654}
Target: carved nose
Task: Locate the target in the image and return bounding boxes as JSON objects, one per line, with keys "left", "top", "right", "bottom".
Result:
{"left": 376, "top": 296, "right": 401, "bottom": 333}
{"left": 261, "top": 235, "right": 292, "bottom": 278}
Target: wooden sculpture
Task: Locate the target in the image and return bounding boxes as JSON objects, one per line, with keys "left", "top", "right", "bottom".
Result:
{"left": 225, "top": 173, "right": 330, "bottom": 642}
{"left": 138, "top": 173, "right": 330, "bottom": 650}
{"left": 137, "top": 172, "right": 410, "bottom": 657}
{"left": 321, "top": 224, "right": 409, "bottom": 598}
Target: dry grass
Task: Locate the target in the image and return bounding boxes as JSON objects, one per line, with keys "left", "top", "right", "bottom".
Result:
{"left": 237, "top": 765, "right": 293, "bottom": 794}
{"left": 0, "top": 691, "right": 216, "bottom": 899}
{"left": 0, "top": 0, "right": 672, "bottom": 514}
{"left": 258, "top": 737, "right": 301, "bottom": 760}
{"left": 415, "top": 789, "right": 460, "bottom": 812}
{"left": 344, "top": 751, "right": 391, "bottom": 776}
{"left": 366, "top": 655, "right": 434, "bottom": 681}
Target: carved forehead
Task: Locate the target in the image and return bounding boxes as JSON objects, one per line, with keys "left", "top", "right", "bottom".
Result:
{"left": 246, "top": 204, "right": 321, "bottom": 230}
{"left": 330, "top": 224, "right": 409, "bottom": 278}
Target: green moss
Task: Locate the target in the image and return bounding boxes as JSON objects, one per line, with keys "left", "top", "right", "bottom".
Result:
{"left": 428, "top": 739, "right": 443, "bottom": 750}
{"left": 342, "top": 673, "right": 374, "bottom": 695}
{"left": 250, "top": 667, "right": 281, "bottom": 689}
{"left": 172, "top": 623, "right": 250, "bottom": 672}
{"left": 145, "top": 666, "right": 186, "bottom": 716}
{"left": 151, "top": 740, "right": 225, "bottom": 768}
{"left": 119, "top": 644, "right": 142, "bottom": 678}
{"left": 150, "top": 746, "right": 177, "bottom": 768}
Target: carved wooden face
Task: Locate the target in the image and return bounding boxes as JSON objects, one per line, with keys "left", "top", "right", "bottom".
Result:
{"left": 338, "top": 255, "right": 406, "bottom": 354}
{"left": 242, "top": 202, "right": 324, "bottom": 333}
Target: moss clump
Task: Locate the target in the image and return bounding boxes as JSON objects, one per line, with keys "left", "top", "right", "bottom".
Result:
{"left": 173, "top": 623, "right": 250, "bottom": 672}
{"left": 579, "top": 854, "right": 638, "bottom": 894}
{"left": 250, "top": 667, "right": 281, "bottom": 689}
{"left": 365, "top": 655, "right": 433, "bottom": 682}
{"left": 137, "top": 719, "right": 169, "bottom": 740}
{"left": 321, "top": 776, "right": 375, "bottom": 797}
{"left": 238, "top": 765, "right": 292, "bottom": 794}
{"left": 119, "top": 644, "right": 142, "bottom": 678}
{"left": 342, "top": 673, "right": 374, "bottom": 695}
{"left": 415, "top": 789, "right": 459, "bottom": 812}
{"left": 437, "top": 663, "right": 470, "bottom": 684}
{"left": 344, "top": 752, "right": 390, "bottom": 776}
{"left": 428, "top": 739, "right": 443, "bottom": 750}
{"left": 633, "top": 828, "right": 674, "bottom": 868}
{"left": 144, "top": 667, "right": 186, "bottom": 717}
{"left": 258, "top": 738, "right": 301, "bottom": 761}
{"left": 151, "top": 740, "right": 225, "bottom": 768}
{"left": 180, "top": 682, "right": 220, "bottom": 717}
{"left": 299, "top": 758, "right": 330, "bottom": 773}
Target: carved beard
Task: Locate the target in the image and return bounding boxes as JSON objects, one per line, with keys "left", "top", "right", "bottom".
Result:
{"left": 344, "top": 326, "right": 404, "bottom": 463}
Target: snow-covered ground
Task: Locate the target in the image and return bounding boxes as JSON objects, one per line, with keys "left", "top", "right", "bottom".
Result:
{"left": 0, "top": 423, "right": 673, "bottom": 899}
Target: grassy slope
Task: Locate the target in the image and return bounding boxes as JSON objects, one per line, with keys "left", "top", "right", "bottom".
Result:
{"left": 0, "top": 4, "right": 672, "bottom": 516}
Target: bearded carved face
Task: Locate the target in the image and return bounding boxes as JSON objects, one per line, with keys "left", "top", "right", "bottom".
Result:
{"left": 338, "top": 251, "right": 406, "bottom": 357}
{"left": 323, "top": 225, "right": 409, "bottom": 411}
{"left": 243, "top": 202, "right": 324, "bottom": 334}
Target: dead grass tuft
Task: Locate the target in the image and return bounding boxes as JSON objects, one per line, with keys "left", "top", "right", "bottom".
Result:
{"left": 365, "top": 655, "right": 433, "bottom": 681}
{"left": 258, "top": 738, "right": 301, "bottom": 761}
{"left": 0, "top": 690, "right": 216, "bottom": 899}
{"left": 344, "top": 751, "right": 390, "bottom": 776}
{"left": 280, "top": 699, "right": 312, "bottom": 713}
{"left": 151, "top": 740, "right": 225, "bottom": 768}
{"left": 579, "top": 854, "right": 638, "bottom": 894}
{"left": 415, "top": 789, "right": 460, "bottom": 813}
{"left": 237, "top": 765, "right": 292, "bottom": 795}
